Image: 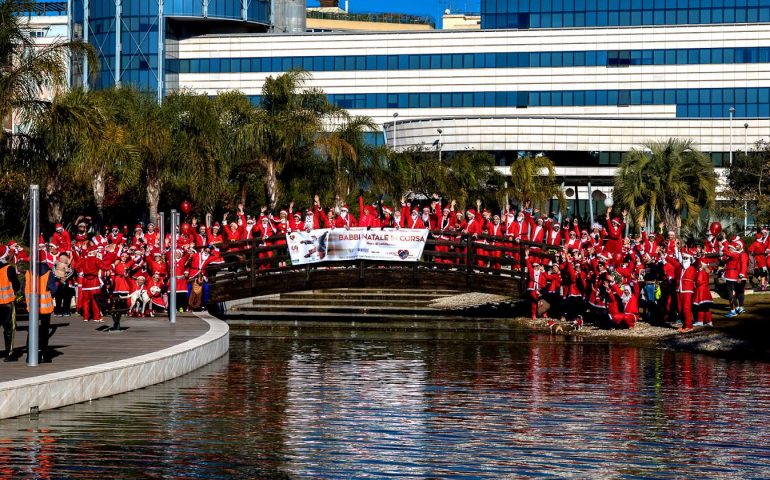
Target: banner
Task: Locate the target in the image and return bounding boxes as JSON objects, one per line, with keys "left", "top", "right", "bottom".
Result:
{"left": 286, "top": 227, "right": 430, "bottom": 265}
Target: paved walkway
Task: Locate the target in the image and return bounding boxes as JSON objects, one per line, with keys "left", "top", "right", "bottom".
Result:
{"left": 0, "top": 314, "right": 209, "bottom": 384}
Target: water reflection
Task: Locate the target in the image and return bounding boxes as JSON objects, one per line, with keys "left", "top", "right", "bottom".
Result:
{"left": 0, "top": 330, "right": 769, "bottom": 478}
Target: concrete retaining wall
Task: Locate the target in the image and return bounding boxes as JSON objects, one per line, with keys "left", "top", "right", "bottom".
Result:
{"left": 0, "top": 313, "right": 228, "bottom": 420}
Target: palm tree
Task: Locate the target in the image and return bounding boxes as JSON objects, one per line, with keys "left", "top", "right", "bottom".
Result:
{"left": 244, "top": 69, "right": 343, "bottom": 209}
{"left": 614, "top": 138, "right": 717, "bottom": 232}
{"left": 319, "top": 115, "right": 377, "bottom": 200}
{"left": 0, "top": 0, "right": 96, "bottom": 124}
{"left": 72, "top": 89, "right": 139, "bottom": 220}
{"left": 24, "top": 87, "right": 104, "bottom": 223}
{"left": 500, "top": 154, "right": 566, "bottom": 212}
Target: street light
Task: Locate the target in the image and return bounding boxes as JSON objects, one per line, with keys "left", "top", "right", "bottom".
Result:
{"left": 437, "top": 128, "right": 443, "bottom": 163}
{"left": 392, "top": 112, "right": 399, "bottom": 150}
{"left": 729, "top": 106, "right": 735, "bottom": 166}
{"left": 744, "top": 122, "right": 749, "bottom": 235}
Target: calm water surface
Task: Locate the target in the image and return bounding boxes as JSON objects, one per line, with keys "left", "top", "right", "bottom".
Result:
{"left": 1, "top": 329, "right": 770, "bottom": 479}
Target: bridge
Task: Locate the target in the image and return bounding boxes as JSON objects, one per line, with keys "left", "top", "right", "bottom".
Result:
{"left": 206, "top": 232, "right": 555, "bottom": 303}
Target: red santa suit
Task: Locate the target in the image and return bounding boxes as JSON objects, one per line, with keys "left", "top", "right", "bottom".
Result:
{"left": 146, "top": 275, "right": 167, "bottom": 311}
{"left": 112, "top": 257, "right": 135, "bottom": 295}
{"left": 51, "top": 227, "right": 72, "bottom": 254}
{"left": 71, "top": 249, "right": 112, "bottom": 321}
{"left": 603, "top": 218, "right": 625, "bottom": 256}
{"left": 693, "top": 264, "right": 713, "bottom": 325}
{"left": 526, "top": 261, "right": 548, "bottom": 319}
{"left": 334, "top": 209, "right": 358, "bottom": 229}
{"left": 144, "top": 229, "right": 159, "bottom": 248}
{"left": 607, "top": 282, "right": 639, "bottom": 328}
{"left": 487, "top": 221, "right": 505, "bottom": 269}
{"left": 405, "top": 210, "right": 426, "bottom": 229}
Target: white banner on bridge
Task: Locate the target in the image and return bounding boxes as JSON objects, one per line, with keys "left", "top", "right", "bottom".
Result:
{"left": 286, "top": 227, "right": 430, "bottom": 265}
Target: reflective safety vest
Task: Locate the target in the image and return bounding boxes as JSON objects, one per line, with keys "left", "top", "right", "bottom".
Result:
{"left": 0, "top": 266, "right": 15, "bottom": 305}
{"left": 25, "top": 271, "right": 54, "bottom": 315}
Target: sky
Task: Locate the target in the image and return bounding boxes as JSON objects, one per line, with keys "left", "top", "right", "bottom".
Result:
{"left": 307, "top": 0, "right": 481, "bottom": 27}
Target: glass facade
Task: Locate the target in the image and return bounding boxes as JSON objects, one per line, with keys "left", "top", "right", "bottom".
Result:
{"left": 481, "top": 0, "right": 770, "bottom": 29}
{"left": 79, "top": 0, "right": 270, "bottom": 96}
{"left": 245, "top": 86, "right": 768, "bottom": 119}
{"left": 169, "top": 46, "right": 770, "bottom": 74}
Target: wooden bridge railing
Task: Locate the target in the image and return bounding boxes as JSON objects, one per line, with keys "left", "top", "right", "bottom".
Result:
{"left": 205, "top": 230, "right": 557, "bottom": 303}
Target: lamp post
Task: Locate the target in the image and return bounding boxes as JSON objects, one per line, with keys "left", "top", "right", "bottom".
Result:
{"left": 745, "top": 122, "right": 749, "bottom": 235}
{"left": 169, "top": 209, "right": 177, "bottom": 324}
{"left": 27, "top": 185, "right": 40, "bottom": 366}
{"left": 437, "top": 128, "right": 443, "bottom": 163}
{"left": 392, "top": 112, "right": 399, "bottom": 150}
{"left": 729, "top": 106, "right": 735, "bottom": 166}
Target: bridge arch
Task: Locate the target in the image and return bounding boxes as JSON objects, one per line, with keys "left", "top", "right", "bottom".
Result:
{"left": 206, "top": 233, "right": 553, "bottom": 303}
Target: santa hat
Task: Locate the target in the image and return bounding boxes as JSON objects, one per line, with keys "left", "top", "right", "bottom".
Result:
{"left": 553, "top": 223, "right": 561, "bottom": 229}
{"left": 112, "top": 225, "right": 119, "bottom": 230}
{"left": 38, "top": 235, "right": 46, "bottom": 246}
{"left": 611, "top": 217, "right": 621, "bottom": 225}
{"left": 134, "top": 224, "right": 142, "bottom": 231}
{"left": 592, "top": 223, "right": 602, "bottom": 230}
{"left": 147, "top": 222, "right": 155, "bottom": 227}
{"left": 305, "top": 209, "right": 314, "bottom": 216}
{"left": 382, "top": 206, "right": 393, "bottom": 215}
{"left": 340, "top": 204, "right": 349, "bottom": 212}
{"left": 55, "top": 223, "right": 63, "bottom": 231}
{"left": 7, "top": 240, "right": 17, "bottom": 248}
{"left": 581, "top": 230, "right": 589, "bottom": 235}
{"left": 482, "top": 209, "right": 490, "bottom": 216}
{"left": 467, "top": 209, "right": 477, "bottom": 217}
{"left": 212, "top": 222, "right": 221, "bottom": 228}
{"left": 280, "top": 209, "right": 288, "bottom": 216}
{"left": 293, "top": 212, "right": 302, "bottom": 218}
{"left": 411, "top": 207, "right": 419, "bottom": 214}
{"left": 135, "top": 274, "right": 146, "bottom": 281}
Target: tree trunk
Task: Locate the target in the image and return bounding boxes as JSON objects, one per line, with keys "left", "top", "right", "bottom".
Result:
{"left": 238, "top": 179, "right": 249, "bottom": 207}
{"left": 93, "top": 167, "right": 106, "bottom": 221}
{"left": 265, "top": 160, "right": 279, "bottom": 210}
{"left": 146, "top": 175, "right": 162, "bottom": 226}
{"left": 45, "top": 176, "right": 63, "bottom": 224}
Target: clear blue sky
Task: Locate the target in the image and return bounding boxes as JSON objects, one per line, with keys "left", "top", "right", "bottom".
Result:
{"left": 307, "top": 0, "right": 481, "bottom": 27}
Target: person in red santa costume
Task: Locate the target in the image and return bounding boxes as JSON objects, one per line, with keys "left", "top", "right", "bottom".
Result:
{"left": 169, "top": 248, "right": 189, "bottom": 312}
{"left": 129, "top": 224, "right": 146, "bottom": 249}
{"left": 334, "top": 204, "right": 358, "bottom": 229}
{"left": 127, "top": 274, "right": 151, "bottom": 317}
{"left": 146, "top": 271, "right": 167, "bottom": 317}
{"left": 463, "top": 208, "right": 484, "bottom": 266}
{"left": 692, "top": 259, "right": 713, "bottom": 327}
{"left": 405, "top": 207, "right": 425, "bottom": 229}
{"left": 288, "top": 211, "right": 304, "bottom": 233}
{"left": 144, "top": 223, "right": 159, "bottom": 248}
{"left": 71, "top": 246, "right": 112, "bottom": 322}
{"left": 433, "top": 202, "right": 456, "bottom": 264}
{"left": 111, "top": 251, "right": 135, "bottom": 296}
{"left": 487, "top": 214, "right": 505, "bottom": 269}
{"left": 107, "top": 225, "right": 125, "bottom": 246}
{"left": 606, "top": 278, "right": 639, "bottom": 329}
{"left": 255, "top": 215, "right": 278, "bottom": 268}
{"left": 602, "top": 207, "right": 627, "bottom": 256}
{"left": 748, "top": 231, "right": 768, "bottom": 291}
{"left": 722, "top": 238, "right": 746, "bottom": 317}
{"left": 147, "top": 251, "right": 168, "bottom": 277}
{"left": 51, "top": 223, "right": 72, "bottom": 255}
{"left": 667, "top": 252, "right": 696, "bottom": 330}
{"left": 526, "top": 258, "right": 547, "bottom": 321}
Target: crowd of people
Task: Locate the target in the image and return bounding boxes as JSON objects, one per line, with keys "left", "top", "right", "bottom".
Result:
{"left": 2, "top": 195, "right": 770, "bottom": 362}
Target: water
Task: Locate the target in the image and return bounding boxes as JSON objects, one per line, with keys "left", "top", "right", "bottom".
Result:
{"left": 1, "top": 329, "right": 770, "bottom": 479}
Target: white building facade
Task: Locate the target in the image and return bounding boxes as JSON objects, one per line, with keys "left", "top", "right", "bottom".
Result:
{"left": 171, "top": 22, "right": 770, "bottom": 202}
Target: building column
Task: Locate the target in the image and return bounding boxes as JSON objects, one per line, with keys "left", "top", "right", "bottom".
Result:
{"left": 242, "top": 0, "right": 247, "bottom": 21}
{"left": 158, "top": 0, "right": 164, "bottom": 102}
{"left": 83, "top": 0, "right": 90, "bottom": 89}
{"left": 115, "top": 0, "right": 122, "bottom": 87}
